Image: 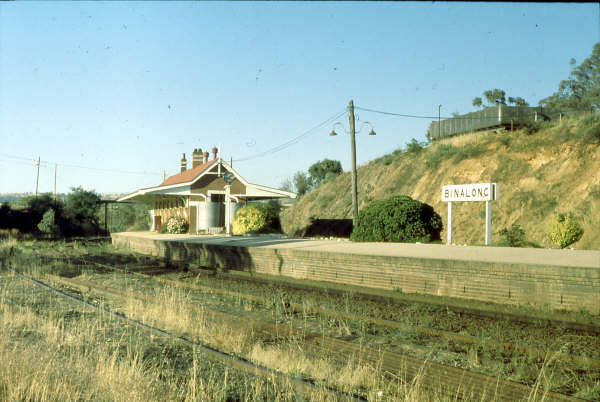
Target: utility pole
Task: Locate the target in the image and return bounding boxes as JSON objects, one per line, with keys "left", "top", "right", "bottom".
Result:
{"left": 348, "top": 100, "right": 358, "bottom": 226}
{"left": 35, "top": 157, "right": 41, "bottom": 196}
{"left": 438, "top": 104, "right": 442, "bottom": 139}
{"left": 53, "top": 164, "right": 57, "bottom": 200}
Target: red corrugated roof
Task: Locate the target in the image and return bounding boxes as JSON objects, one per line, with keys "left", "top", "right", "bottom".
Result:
{"left": 159, "top": 159, "right": 217, "bottom": 187}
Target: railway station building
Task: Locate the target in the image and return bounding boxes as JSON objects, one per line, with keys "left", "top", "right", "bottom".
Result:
{"left": 118, "top": 146, "right": 296, "bottom": 234}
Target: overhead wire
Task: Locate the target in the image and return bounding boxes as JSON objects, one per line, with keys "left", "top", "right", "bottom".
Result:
{"left": 0, "top": 153, "right": 161, "bottom": 176}
{"left": 233, "top": 109, "right": 347, "bottom": 163}
{"left": 356, "top": 105, "right": 548, "bottom": 121}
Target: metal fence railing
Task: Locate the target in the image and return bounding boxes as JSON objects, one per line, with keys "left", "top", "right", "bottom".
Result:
{"left": 428, "top": 105, "right": 577, "bottom": 140}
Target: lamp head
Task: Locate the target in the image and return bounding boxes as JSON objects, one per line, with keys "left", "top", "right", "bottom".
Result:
{"left": 368, "top": 129, "right": 376, "bottom": 136}
{"left": 329, "top": 129, "right": 337, "bottom": 136}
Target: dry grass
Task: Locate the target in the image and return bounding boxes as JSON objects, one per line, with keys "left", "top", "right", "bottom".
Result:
{"left": 281, "top": 114, "right": 600, "bottom": 249}
{"left": 3, "top": 240, "right": 593, "bottom": 400}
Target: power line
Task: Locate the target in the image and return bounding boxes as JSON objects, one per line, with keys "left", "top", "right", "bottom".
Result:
{"left": 233, "top": 109, "right": 347, "bottom": 163}
{"left": 355, "top": 106, "right": 441, "bottom": 119}
{"left": 356, "top": 105, "right": 550, "bottom": 121}
{"left": 0, "top": 153, "right": 161, "bottom": 176}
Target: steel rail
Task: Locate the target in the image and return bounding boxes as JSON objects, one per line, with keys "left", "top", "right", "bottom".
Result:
{"left": 73, "top": 255, "right": 600, "bottom": 371}
{"left": 2, "top": 265, "right": 362, "bottom": 402}
{"left": 0, "top": 289, "right": 177, "bottom": 394}
{"left": 201, "top": 267, "right": 600, "bottom": 334}
{"left": 42, "top": 270, "right": 587, "bottom": 402}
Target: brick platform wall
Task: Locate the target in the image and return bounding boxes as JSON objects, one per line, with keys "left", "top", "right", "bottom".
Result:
{"left": 112, "top": 234, "right": 600, "bottom": 314}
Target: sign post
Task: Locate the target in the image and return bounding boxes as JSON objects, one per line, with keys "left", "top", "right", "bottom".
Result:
{"left": 442, "top": 183, "right": 497, "bottom": 246}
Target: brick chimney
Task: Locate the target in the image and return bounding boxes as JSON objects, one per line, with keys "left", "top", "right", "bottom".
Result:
{"left": 211, "top": 146, "right": 218, "bottom": 161}
{"left": 192, "top": 148, "right": 202, "bottom": 168}
{"left": 180, "top": 153, "right": 187, "bottom": 172}
{"left": 203, "top": 151, "right": 209, "bottom": 164}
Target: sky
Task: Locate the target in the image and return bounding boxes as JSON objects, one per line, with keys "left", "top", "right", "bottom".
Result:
{"left": 0, "top": 2, "right": 597, "bottom": 196}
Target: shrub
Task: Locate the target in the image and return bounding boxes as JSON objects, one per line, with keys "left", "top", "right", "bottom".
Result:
{"left": 498, "top": 223, "right": 526, "bottom": 247}
{"left": 38, "top": 209, "right": 59, "bottom": 235}
{"left": 165, "top": 216, "right": 187, "bottom": 234}
{"left": 580, "top": 114, "right": 600, "bottom": 144}
{"left": 232, "top": 205, "right": 267, "bottom": 235}
{"left": 381, "top": 155, "right": 394, "bottom": 166}
{"left": 522, "top": 121, "right": 548, "bottom": 136}
{"left": 546, "top": 212, "right": 584, "bottom": 248}
{"left": 251, "top": 201, "right": 282, "bottom": 233}
{"left": 405, "top": 138, "right": 424, "bottom": 155}
{"left": 350, "top": 195, "right": 442, "bottom": 243}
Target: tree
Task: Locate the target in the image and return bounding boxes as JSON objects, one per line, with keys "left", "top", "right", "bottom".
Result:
{"left": 308, "top": 159, "right": 343, "bottom": 186}
{"left": 279, "top": 178, "right": 293, "bottom": 193}
{"left": 38, "top": 209, "right": 59, "bottom": 235}
{"left": 66, "top": 186, "right": 101, "bottom": 225}
{"left": 508, "top": 96, "right": 529, "bottom": 107}
{"left": 483, "top": 89, "right": 506, "bottom": 105}
{"left": 293, "top": 171, "right": 313, "bottom": 196}
{"left": 472, "top": 97, "right": 483, "bottom": 108}
{"left": 540, "top": 42, "right": 600, "bottom": 111}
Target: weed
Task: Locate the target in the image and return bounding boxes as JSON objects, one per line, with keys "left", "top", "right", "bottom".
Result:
{"left": 499, "top": 136, "right": 511, "bottom": 147}
{"left": 497, "top": 224, "right": 527, "bottom": 247}
{"left": 453, "top": 143, "right": 486, "bottom": 163}
{"left": 381, "top": 155, "right": 394, "bottom": 166}
{"left": 578, "top": 113, "right": 600, "bottom": 144}
{"left": 405, "top": 138, "right": 425, "bottom": 155}
{"left": 590, "top": 185, "right": 600, "bottom": 200}
{"left": 425, "top": 144, "right": 458, "bottom": 170}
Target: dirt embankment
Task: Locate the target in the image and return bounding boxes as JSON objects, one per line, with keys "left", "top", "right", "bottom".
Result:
{"left": 281, "top": 116, "right": 600, "bottom": 250}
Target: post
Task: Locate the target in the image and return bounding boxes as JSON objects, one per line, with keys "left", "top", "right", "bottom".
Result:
{"left": 35, "top": 157, "right": 40, "bottom": 196}
{"left": 104, "top": 203, "right": 108, "bottom": 235}
{"left": 485, "top": 200, "right": 492, "bottom": 246}
{"left": 225, "top": 185, "right": 231, "bottom": 235}
{"left": 447, "top": 201, "right": 452, "bottom": 245}
{"left": 348, "top": 100, "right": 358, "bottom": 226}
{"left": 438, "top": 104, "right": 442, "bottom": 139}
{"left": 53, "top": 164, "right": 57, "bottom": 200}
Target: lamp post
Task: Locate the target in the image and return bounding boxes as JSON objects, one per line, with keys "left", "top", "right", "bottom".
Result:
{"left": 330, "top": 100, "right": 376, "bottom": 226}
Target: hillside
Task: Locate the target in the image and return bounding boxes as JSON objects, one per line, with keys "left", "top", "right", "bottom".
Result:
{"left": 281, "top": 114, "right": 600, "bottom": 250}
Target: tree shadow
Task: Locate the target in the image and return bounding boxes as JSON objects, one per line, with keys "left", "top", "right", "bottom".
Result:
{"left": 294, "top": 219, "right": 353, "bottom": 238}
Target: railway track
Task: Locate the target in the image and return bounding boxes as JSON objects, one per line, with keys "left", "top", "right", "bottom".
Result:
{"left": 1, "top": 265, "right": 359, "bottom": 402}
{"left": 34, "top": 265, "right": 586, "bottom": 402}
{"left": 69, "top": 255, "right": 600, "bottom": 371}
{"left": 36, "top": 249, "right": 600, "bottom": 334}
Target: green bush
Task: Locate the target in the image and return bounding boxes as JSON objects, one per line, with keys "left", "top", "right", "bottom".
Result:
{"left": 159, "top": 223, "right": 168, "bottom": 234}
{"left": 498, "top": 224, "right": 526, "bottom": 247}
{"left": 251, "top": 201, "right": 282, "bottom": 233}
{"left": 232, "top": 205, "right": 267, "bottom": 235}
{"left": 546, "top": 212, "right": 584, "bottom": 248}
{"left": 350, "top": 195, "right": 442, "bottom": 243}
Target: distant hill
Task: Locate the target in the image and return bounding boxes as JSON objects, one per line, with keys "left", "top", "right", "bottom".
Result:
{"left": 281, "top": 114, "right": 600, "bottom": 250}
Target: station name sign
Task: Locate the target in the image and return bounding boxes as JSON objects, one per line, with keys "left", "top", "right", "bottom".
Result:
{"left": 442, "top": 183, "right": 497, "bottom": 202}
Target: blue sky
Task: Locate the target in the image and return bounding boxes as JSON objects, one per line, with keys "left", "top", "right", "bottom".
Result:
{"left": 0, "top": 2, "right": 597, "bottom": 195}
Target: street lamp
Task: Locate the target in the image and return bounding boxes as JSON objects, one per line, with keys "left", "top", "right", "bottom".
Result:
{"left": 330, "top": 100, "right": 376, "bottom": 226}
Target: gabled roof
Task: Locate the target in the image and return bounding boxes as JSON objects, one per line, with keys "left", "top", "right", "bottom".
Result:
{"left": 118, "top": 158, "right": 296, "bottom": 202}
{"left": 159, "top": 159, "right": 216, "bottom": 187}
